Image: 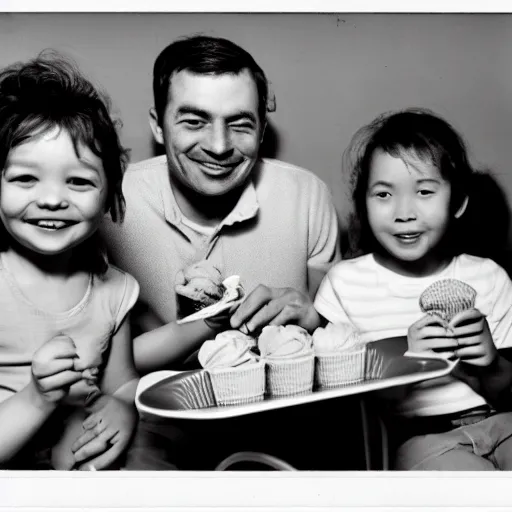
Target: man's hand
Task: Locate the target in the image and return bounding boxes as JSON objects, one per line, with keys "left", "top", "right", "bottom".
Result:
{"left": 31, "top": 334, "right": 83, "bottom": 407}
{"left": 449, "top": 309, "right": 497, "bottom": 367}
{"left": 230, "top": 285, "right": 321, "bottom": 334}
{"left": 407, "top": 314, "right": 458, "bottom": 358}
{"left": 71, "top": 395, "right": 137, "bottom": 471}
{"left": 203, "top": 301, "right": 242, "bottom": 332}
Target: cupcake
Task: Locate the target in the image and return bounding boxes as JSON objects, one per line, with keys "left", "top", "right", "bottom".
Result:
{"left": 176, "top": 261, "right": 245, "bottom": 322}
{"left": 175, "top": 260, "right": 226, "bottom": 316}
{"left": 198, "top": 330, "right": 265, "bottom": 406}
{"left": 419, "top": 279, "right": 476, "bottom": 322}
{"left": 258, "top": 325, "right": 315, "bottom": 398}
{"left": 312, "top": 322, "right": 366, "bottom": 389}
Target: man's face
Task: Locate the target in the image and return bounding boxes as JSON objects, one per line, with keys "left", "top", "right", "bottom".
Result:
{"left": 152, "top": 69, "right": 263, "bottom": 197}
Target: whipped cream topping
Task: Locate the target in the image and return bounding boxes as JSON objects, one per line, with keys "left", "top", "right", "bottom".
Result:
{"left": 312, "top": 322, "right": 364, "bottom": 354}
{"left": 258, "top": 325, "right": 313, "bottom": 360}
{"left": 198, "top": 330, "right": 258, "bottom": 369}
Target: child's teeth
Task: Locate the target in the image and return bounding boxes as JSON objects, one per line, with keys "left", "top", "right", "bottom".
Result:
{"left": 37, "top": 220, "right": 65, "bottom": 228}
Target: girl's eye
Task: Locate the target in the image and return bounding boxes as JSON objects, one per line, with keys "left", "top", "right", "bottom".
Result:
{"left": 68, "top": 177, "right": 95, "bottom": 188}
{"left": 418, "top": 189, "right": 435, "bottom": 196}
{"left": 375, "top": 191, "right": 390, "bottom": 199}
{"left": 8, "top": 174, "right": 37, "bottom": 186}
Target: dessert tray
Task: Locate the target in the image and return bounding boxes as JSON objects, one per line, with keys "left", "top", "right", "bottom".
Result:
{"left": 136, "top": 336, "right": 456, "bottom": 420}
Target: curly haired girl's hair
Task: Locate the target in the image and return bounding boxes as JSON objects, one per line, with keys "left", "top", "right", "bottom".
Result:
{"left": 0, "top": 51, "right": 130, "bottom": 274}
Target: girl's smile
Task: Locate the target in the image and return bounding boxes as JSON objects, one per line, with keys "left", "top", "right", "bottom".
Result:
{"left": 0, "top": 127, "right": 107, "bottom": 258}
{"left": 24, "top": 218, "right": 79, "bottom": 230}
{"left": 394, "top": 231, "right": 423, "bottom": 244}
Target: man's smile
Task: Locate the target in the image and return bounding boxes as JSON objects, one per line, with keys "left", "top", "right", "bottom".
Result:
{"left": 188, "top": 157, "right": 243, "bottom": 176}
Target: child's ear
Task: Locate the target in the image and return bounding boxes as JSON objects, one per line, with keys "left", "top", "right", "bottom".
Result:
{"left": 454, "top": 195, "right": 469, "bottom": 219}
{"left": 149, "top": 107, "right": 164, "bottom": 146}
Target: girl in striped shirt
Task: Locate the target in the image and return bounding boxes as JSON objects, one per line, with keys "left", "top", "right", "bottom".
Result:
{"left": 314, "top": 108, "right": 512, "bottom": 470}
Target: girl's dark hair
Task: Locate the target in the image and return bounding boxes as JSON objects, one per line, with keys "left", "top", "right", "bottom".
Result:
{"left": 153, "top": 35, "right": 269, "bottom": 125}
{"left": 344, "top": 108, "right": 473, "bottom": 257}
{"left": 0, "top": 51, "right": 129, "bottom": 274}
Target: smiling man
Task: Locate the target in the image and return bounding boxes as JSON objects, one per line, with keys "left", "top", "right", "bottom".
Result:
{"left": 101, "top": 35, "right": 341, "bottom": 471}
{"left": 102, "top": 35, "right": 340, "bottom": 374}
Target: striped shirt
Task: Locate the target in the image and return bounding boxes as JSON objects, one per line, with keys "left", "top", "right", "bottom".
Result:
{"left": 314, "top": 253, "right": 512, "bottom": 416}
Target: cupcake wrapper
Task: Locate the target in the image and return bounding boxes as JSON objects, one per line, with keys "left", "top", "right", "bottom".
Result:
{"left": 314, "top": 347, "right": 366, "bottom": 389}
{"left": 264, "top": 353, "right": 315, "bottom": 398}
{"left": 364, "top": 345, "right": 386, "bottom": 381}
{"left": 208, "top": 360, "right": 265, "bottom": 406}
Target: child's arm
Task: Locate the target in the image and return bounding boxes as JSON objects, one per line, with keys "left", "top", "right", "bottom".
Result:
{"left": 133, "top": 317, "right": 219, "bottom": 375}
{"left": 448, "top": 309, "right": 512, "bottom": 409}
{"left": 71, "top": 317, "right": 139, "bottom": 470}
{"left": 453, "top": 352, "right": 512, "bottom": 410}
{"left": 101, "top": 316, "right": 139, "bottom": 401}
{"left": 0, "top": 335, "right": 82, "bottom": 462}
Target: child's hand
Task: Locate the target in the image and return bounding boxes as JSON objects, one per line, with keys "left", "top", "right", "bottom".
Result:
{"left": 448, "top": 308, "right": 497, "bottom": 367}
{"left": 407, "top": 314, "right": 458, "bottom": 358}
{"left": 31, "top": 334, "right": 83, "bottom": 406}
{"left": 71, "top": 395, "right": 137, "bottom": 470}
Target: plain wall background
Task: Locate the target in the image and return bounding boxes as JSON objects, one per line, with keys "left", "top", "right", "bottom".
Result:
{"left": 1, "top": 12, "right": 512, "bottom": 248}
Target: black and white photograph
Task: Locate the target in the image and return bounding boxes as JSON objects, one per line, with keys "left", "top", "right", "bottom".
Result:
{"left": 1, "top": 4, "right": 512, "bottom": 510}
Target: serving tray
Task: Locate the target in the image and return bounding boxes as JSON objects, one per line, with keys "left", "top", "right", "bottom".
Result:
{"left": 136, "top": 336, "right": 456, "bottom": 420}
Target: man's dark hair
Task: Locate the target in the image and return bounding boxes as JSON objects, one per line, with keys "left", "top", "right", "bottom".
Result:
{"left": 153, "top": 35, "right": 269, "bottom": 125}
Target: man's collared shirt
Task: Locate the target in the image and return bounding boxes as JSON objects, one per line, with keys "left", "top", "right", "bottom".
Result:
{"left": 102, "top": 155, "right": 341, "bottom": 326}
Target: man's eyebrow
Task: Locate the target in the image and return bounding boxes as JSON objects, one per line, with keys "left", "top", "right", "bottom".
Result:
{"left": 176, "top": 106, "right": 210, "bottom": 118}
{"left": 176, "top": 106, "right": 257, "bottom": 124}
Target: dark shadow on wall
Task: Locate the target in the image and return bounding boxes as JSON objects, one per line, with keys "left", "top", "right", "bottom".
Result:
{"left": 457, "top": 170, "right": 512, "bottom": 277}
{"left": 339, "top": 227, "right": 351, "bottom": 259}
{"left": 149, "top": 120, "right": 280, "bottom": 160}
{"left": 259, "top": 121, "right": 280, "bottom": 160}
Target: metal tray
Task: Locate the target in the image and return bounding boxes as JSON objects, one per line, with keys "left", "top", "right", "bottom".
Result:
{"left": 136, "top": 336, "right": 456, "bottom": 420}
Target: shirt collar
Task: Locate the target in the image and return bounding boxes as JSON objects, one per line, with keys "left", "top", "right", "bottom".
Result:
{"left": 161, "top": 158, "right": 260, "bottom": 230}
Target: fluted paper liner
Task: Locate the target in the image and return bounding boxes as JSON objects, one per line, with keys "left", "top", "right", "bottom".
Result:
{"left": 314, "top": 346, "right": 366, "bottom": 389}
{"left": 138, "top": 369, "right": 217, "bottom": 410}
{"left": 264, "top": 353, "right": 315, "bottom": 398}
{"left": 365, "top": 344, "right": 387, "bottom": 381}
{"left": 207, "top": 360, "right": 265, "bottom": 406}
{"left": 419, "top": 278, "right": 476, "bottom": 322}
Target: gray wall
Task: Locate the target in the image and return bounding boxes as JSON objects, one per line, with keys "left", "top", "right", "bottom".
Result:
{"left": 1, "top": 13, "right": 512, "bottom": 242}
